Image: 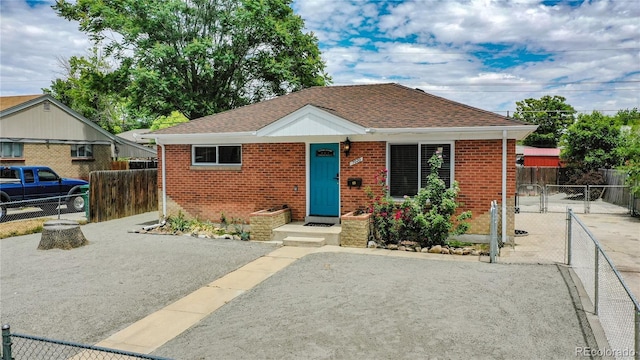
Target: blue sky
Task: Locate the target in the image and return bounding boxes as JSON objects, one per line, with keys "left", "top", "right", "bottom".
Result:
{"left": 1, "top": 0, "right": 638, "bottom": 115}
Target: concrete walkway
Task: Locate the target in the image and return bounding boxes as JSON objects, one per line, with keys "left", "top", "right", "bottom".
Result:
{"left": 95, "top": 246, "right": 312, "bottom": 353}
{"left": 94, "top": 245, "right": 485, "bottom": 355}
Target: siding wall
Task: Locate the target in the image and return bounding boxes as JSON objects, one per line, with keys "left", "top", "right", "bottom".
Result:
{"left": 161, "top": 139, "right": 517, "bottom": 236}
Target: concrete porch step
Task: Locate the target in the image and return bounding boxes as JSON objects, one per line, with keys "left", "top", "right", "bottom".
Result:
{"left": 282, "top": 236, "right": 326, "bottom": 247}
{"left": 272, "top": 222, "right": 341, "bottom": 246}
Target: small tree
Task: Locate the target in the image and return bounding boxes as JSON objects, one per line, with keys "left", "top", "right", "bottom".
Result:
{"left": 513, "top": 95, "right": 576, "bottom": 148}
{"left": 150, "top": 111, "right": 189, "bottom": 131}
{"left": 561, "top": 111, "right": 623, "bottom": 179}
{"left": 365, "top": 154, "right": 471, "bottom": 248}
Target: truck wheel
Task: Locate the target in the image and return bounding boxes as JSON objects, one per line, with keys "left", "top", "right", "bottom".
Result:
{"left": 67, "top": 194, "right": 85, "bottom": 212}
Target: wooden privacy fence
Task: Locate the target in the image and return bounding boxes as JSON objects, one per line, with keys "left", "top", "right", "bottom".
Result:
{"left": 516, "top": 167, "right": 559, "bottom": 187}
{"left": 88, "top": 169, "right": 158, "bottom": 222}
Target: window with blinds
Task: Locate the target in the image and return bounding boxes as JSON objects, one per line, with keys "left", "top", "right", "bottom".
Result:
{"left": 389, "top": 143, "right": 452, "bottom": 197}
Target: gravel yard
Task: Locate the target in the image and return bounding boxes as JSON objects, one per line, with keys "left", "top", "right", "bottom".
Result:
{"left": 154, "top": 252, "right": 596, "bottom": 360}
{"left": 1, "top": 212, "right": 598, "bottom": 359}
{"left": 0, "top": 212, "right": 278, "bottom": 344}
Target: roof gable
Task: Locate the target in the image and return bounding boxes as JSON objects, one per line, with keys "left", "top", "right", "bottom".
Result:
{"left": 256, "top": 105, "right": 367, "bottom": 137}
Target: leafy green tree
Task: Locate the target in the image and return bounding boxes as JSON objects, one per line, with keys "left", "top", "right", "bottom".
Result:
{"left": 513, "top": 95, "right": 576, "bottom": 148}
{"left": 613, "top": 108, "right": 640, "bottom": 127}
{"left": 613, "top": 108, "right": 640, "bottom": 195}
{"left": 561, "top": 111, "right": 623, "bottom": 174}
{"left": 44, "top": 48, "right": 138, "bottom": 133}
{"left": 53, "top": 0, "right": 330, "bottom": 120}
{"left": 150, "top": 111, "right": 189, "bottom": 131}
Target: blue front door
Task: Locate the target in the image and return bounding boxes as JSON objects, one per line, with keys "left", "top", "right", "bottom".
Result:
{"left": 310, "top": 143, "right": 340, "bottom": 217}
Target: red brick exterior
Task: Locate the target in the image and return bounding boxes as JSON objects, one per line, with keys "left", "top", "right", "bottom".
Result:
{"left": 161, "top": 143, "right": 307, "bottom": 221}
{"left": 339, "top": 141, "right": 386, "bottom": 214}
{"left": 455, "top": 139, "right": 516, "bottom": 235}
{"left": 160, "top": 139, "right": 516, "bottom": 235}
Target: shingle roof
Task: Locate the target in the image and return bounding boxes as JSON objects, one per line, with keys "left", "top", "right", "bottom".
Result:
{"left": 0, "top": 94, "right": 43, "bottom": 111}
{"left": 152, "top": 83, "right": 528, "bottom": 135}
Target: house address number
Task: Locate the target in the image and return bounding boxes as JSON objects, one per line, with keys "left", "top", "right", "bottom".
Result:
{"left": 349, "top": 157, "right": 363, "bottom": 166}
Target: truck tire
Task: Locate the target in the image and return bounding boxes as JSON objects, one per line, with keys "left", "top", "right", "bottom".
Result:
{"left": 67, "top": 193, "right": 85, "bottom": 212}
{"left": 0, "top": 204, "right": 6, "bottom": 222}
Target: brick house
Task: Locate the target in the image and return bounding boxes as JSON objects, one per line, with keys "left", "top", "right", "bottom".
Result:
{"left": 142, "top": 84, "right": 536, "bottom": 241}
{"left": 0, "top": 94, "right": 156, "bottom": 180}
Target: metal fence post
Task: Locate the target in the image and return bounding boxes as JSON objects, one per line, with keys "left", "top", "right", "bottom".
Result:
{"left": 594, "top": 246, "right": 599, "bottom": 315}
{"left": 635, "top": 309, "right": 639, "bottom": 360}
{"left": 2, "top": 324, "right": 12, "bottom": 360}
{"left": 566, "top": 208, "right": 572, "bottom": 266}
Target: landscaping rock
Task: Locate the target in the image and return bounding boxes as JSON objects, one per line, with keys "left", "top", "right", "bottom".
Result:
{"left": 367, "top": 241, "right": 377, "bottom": 248}
{"left": 388, "top": 244, "right": 398, "bottom": 250}
{"left": 453, "top": 248, "right": 464, "bottom": 255}
{"left": 421, "top": 247, "right": 429, "bottom": 253}
{"left": 428, "top": 245, "right": 442, "bottom": 253}
{"left": 441, "top": 248, "right": 450, "bottom": 254}
{"left": 398, "top": 246, "right": 406, "bottom": 251}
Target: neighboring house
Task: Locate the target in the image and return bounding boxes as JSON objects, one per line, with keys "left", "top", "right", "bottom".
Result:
{"left": 141, "top": 83, "right": 536, "bottom": 240}
{"left": 516, "top": 145, "right": 562, "bottom": 167}
{"left": 116, "top": 128, "right": 156, "bottom": 149}
{"left": 0, "top": 94, "right": 156, "bottom": 180}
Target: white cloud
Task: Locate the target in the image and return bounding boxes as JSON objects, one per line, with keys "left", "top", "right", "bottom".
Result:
{"left": 1, "top": 0, "right": 638, "bottom": 115}
{"left": 0, "top": 1, "right": 90, "bottom": 95}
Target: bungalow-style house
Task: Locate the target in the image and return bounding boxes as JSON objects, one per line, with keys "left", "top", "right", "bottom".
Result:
{"left": 142, "top": 83, "right": 536, "bottom": 242}
{"left": 0, "top": 94, "right": 156, "bottom": 180}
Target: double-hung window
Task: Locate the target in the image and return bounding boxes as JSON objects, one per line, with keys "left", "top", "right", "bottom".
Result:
{"left": 0, "top": 142, "right": 23, "bottom": 158}
{"left": 192, "top": 145, "right": 242, "bottom": 165}
{"left": 389, "top": 143, "right": 453, "bottom": 197}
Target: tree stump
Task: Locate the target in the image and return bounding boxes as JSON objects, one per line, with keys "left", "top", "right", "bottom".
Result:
{"left": 38, "top": 220, "right": 88, "bottom": 250}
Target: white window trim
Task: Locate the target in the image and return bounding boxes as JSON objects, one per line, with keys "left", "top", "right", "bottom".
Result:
{"left": 71, "top": 144, "right": 94, "bottom": 158}
{"left": 0, "top": 142, "right": 24, "bottom": 158}
{"left": 386, "top": 141, "right": 455, "bottom": 198}
{"left": 191, "top": 144, "right": 242, "bottom": 166}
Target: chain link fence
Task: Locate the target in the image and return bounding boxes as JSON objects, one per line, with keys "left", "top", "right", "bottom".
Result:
{"left": 567, "top": 210, "right": 639, "bottom": 360}
{"left": 516, "top": 184, "right": 631, "bottom": 215}
{"left": 0, "top": 193, "right": 87, "bottom": 223}
{"left": 1, "top": 325, "right": 171, "bottom": 360}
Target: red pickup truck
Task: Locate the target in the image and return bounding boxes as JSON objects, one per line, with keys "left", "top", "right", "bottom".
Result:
{"left": 0, "top": 166, "right": 88, "bottom": 221}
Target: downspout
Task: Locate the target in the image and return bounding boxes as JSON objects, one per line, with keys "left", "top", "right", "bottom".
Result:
{"left": 502, "top": 130, "right": 507, "bottom": 244}
{"left": 143, "top": 141, "right": 167, "bottom": 230}
{"left": 159, "top": 141, "right": 167, "bottom": 219}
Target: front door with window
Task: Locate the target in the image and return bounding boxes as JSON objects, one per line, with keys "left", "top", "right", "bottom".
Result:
{"left": 309, "top": 143, "right": 340, "bottom": 217}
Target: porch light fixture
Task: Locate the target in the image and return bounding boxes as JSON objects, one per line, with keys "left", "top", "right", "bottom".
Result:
{"left": 343, "top": 138, "right": 352, "bottom": 157}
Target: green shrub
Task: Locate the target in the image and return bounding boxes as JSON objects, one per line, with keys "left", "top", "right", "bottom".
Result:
{"left": 365, "top": 154, "right": 471, "bottom": 248}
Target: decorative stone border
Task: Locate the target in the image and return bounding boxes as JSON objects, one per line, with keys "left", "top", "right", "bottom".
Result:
{"left": 249, "top": 208, "right": 291, "bottom": 241}
{"left": 340, "top": 211, "right": 371, "bottom": 248}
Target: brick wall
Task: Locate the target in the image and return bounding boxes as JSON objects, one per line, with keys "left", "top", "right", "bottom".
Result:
{"left": 160, "top": 139, "right": 516, "bottom": 236}
{"left": 340, "top": 141, "right": 387, "bottom": 214}
{"left": 455, "top": 139, "right": 516, "bottom": 236}
{"left": 160, "top": 143, "right": 306, "bottom": 222}
{"left": 0, "top": 143, "right": 112, "bottom": 180}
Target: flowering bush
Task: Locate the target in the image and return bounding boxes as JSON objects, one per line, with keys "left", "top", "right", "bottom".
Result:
{"left": 365, "top": 154, "right": 471, "bottom": 248}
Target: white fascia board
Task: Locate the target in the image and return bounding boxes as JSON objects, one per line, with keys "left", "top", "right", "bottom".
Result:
{"left": 370, "top": 125, "right": 538, "bottom": 140}
{"left": 256, "top": 104, "right": 367, "bottom": 137}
